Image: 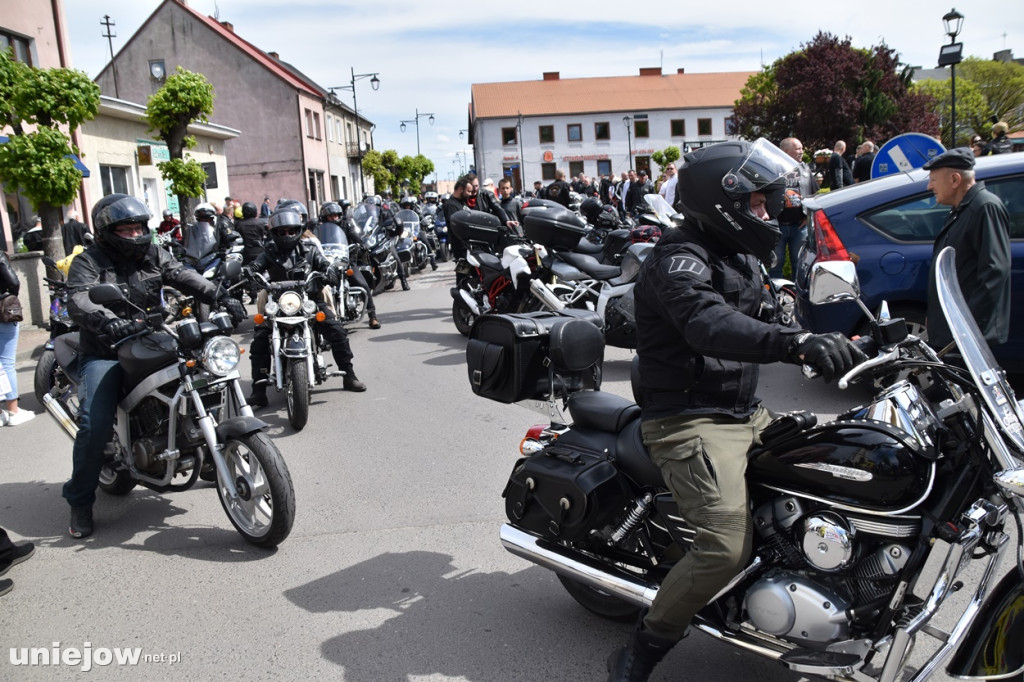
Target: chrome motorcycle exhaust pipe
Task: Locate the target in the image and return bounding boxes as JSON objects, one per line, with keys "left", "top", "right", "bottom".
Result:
{"left": 42, "top": 393, "right": 78, "bottom": 441}
{"left": 529, "top": 279, "right": 566, "bottom": 311}
{"left": 500, "top": 524, "right": 658, "bottom": 607}
{"left": 457, "top": 288, "right": 482, "bottom": 316}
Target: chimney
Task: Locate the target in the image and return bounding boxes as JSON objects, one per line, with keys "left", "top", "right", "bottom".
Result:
{"left": 268, "top": 51, "right": 279, "bottom": 60}
{"left": 677, "top": 68, "right": 685, "bottom": 74}
{"left": 220, "top": 21, "right": 234, "bottom": 33}
{"left": 542, "top": 72, "right": 560, "bottom": 81}
{"left": 639, "top": 67, "right": 661, "bottom": 76}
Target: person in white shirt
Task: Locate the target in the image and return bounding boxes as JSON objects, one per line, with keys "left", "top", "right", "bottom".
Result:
{"left": 658, "top": 163, "right": 677, "bottom": 205}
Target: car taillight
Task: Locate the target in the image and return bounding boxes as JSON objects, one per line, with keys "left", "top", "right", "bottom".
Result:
{"left": 520, "top": 424, "right": 552, "bottom": 455}
{"left": 812, "top": 209, "right": 850, "bottom": 262}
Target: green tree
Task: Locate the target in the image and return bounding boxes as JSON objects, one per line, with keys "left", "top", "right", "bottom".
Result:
{"left": 957, "top": 57, "right": 1024, "bottom": 136}
{"left": 733, "top": 32, "right": 938, "bottom": 153}
{"left": 362, "top": 150, "right": 435, "bottom": 196}
{"left": 0, "top": 49, "right": 99, "bottom": 258}
{"left": 650, "top": 145, "right": 681, "bottom": 170}
{"left": 361, "top": 149, "right": 395, "bottom": 195}
{"left": 912, "top": 78, "right": 988, "bottom": 146}
{"left": 145, "top": 67, "right": 215, "bottom": 222}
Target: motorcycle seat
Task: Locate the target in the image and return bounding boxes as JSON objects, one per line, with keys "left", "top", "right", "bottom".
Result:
{"left": 568, "top": 391, "right": 640, "bottom": 433}
{"left": 475, "top": 252, "right": 503, "bottom": 271}
{"left": 573, "top": 237, "right": 605, "bottom": 256}
{"left": 53, "top": 332, "right": 82, "bottom": 385}
{"left": 615, "top": 419, "right": 664, "bottom": 487}
{"left": 555, "top": 252, "right": 620, "bottom": 281}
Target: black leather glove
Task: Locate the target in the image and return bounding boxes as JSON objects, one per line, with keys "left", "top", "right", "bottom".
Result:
{"left": 220, "top": 296, "right": 247, "bottom": 327}
{"left": 102, "top": 317, "right": 146, "bottom": 342}
{"left": 325, "top": 266, "right": 340, "bottom": 287}
{"left": 790, "top": 332, "right": 868, "bottom": 383}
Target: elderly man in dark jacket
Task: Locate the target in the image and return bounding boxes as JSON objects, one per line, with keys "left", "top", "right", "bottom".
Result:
{"left": 923, "top": 147, "right": 1011, "bottom": 350}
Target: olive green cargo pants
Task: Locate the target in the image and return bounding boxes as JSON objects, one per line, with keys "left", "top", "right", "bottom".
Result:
{"left": 639, "top": 406, "right": 773, "bottom": 641}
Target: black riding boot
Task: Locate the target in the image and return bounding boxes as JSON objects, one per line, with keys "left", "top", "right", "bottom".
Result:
{"left": 248, "top": 365, "right": 270, "bottom": 408}
{"left": 606, "top": 628, "right": 676, "bottom": 682}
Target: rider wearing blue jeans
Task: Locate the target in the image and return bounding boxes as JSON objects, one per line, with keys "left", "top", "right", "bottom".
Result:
{"left": 63, "top": 194, "right": 244, "bottom": 539}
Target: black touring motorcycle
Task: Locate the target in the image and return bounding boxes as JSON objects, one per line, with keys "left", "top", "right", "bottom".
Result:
{"left": 467, "top": 249, "right": 1023, "bottom": 681}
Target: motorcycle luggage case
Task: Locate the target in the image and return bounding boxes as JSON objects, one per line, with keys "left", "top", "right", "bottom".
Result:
{"left": 522, "top": 206, "right": 588, "bottom": 250}
{"left": 449, "top": 209, "right": 504, "bottom": 248}
{"left": 466, "top": 310, "right": 604, "bottom": 404}
{"left": 503, "top": 444, "right": 624, "bottom": 540}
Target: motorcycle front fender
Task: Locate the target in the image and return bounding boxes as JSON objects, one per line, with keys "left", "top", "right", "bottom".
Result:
{"left": 214, "top": 415, "right": 270, "bottom": 441}
{"left": 945, "top": 568, "right": 1024, "bottom": 679}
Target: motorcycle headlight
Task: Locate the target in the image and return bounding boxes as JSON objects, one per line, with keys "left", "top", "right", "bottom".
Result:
{"left": 201, "top": 336, "right": 241, "bottom": 376}
{"left": 279, "top": 291, "right": 302, "bottom": 316}
{"left": 265, "top": 300, "right": 280, "bottom": 316}
{"left": 301, "top": 299, "right": 317, "bottom": 315}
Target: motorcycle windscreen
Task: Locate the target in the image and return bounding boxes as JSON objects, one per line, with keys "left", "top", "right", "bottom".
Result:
{"left": 935, "top": 246, "right": 1024, "bottom": 454}
{"left": 182, "top": 222, "right": 219, "bottom": 262}
{"left": 945, "top": 568, "right": 1024, "bottom": 679}
{"left": 395, "top": 210, "right": 420, "bottom": 237}
{"left": 316, "top": 222, "right": 349, "bottom": 249}
{"left": 352, "top": 204, "right": 379, "bottom": 231}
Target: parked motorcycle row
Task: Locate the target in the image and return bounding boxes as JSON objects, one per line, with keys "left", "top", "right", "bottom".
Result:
{"left": 465, "top": 248, "right": 1024, "bottom": 681}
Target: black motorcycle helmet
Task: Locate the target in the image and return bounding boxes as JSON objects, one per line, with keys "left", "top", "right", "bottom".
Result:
{"left": 675, "top": 138, "right": 797, "bottom": 263}
{"left": 579, "top": 197, "right": 605, "bottom": 224}
{"left": 319, "top": 201, "right": 343, "bottom": 222}
{"left": 268, "top": 209, "right": 305, "bottom": 250}
{"left": 194, "top": 202, "right": 217, "bottom": 223}
{"left": 92, "top": 193, "right": 153, "bottom": 260}
{"left": 241, "top": 201, "right": 258, "bottom": 219}
{"left": 275, "top": 198, "right": 309, "bottom": 223}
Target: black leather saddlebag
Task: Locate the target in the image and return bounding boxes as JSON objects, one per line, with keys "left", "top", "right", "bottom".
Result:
{"left": 503, "top": 444, "right": 624, "bottom": 540}
{"left": 466, "top": 310, "right": 604, "bottom": 404}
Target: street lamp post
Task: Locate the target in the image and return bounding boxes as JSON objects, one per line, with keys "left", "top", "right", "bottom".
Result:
{"left": 623, "top": 115, "right": 634, "bottom": 170}
{"left": 938, "top": 8, "right": 965, "bottom": 148}
{"left": 329, "top": 67, "right": 380, "bottom": 196}
{"left": 516, "top": 112, "right": 525, "bottom": 193}
{"left": 400, "top": 109, "right": 435, "bottom": 156}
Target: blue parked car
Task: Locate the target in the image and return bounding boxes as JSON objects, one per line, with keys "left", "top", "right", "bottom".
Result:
{"left": 794, "top": 153, "right": 1024, "bottom": 371}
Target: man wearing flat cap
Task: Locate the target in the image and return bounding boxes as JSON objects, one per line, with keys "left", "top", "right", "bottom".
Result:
{"left": 924, "top": 147, "right": 1011, "bottom": 350}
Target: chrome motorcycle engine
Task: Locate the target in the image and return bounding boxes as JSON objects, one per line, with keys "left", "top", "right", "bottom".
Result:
{"left": 801, "top": 512, "right": 856, "bottom": 572}
{"left": 744, "top": 573, "right": 851, "bottom": 642}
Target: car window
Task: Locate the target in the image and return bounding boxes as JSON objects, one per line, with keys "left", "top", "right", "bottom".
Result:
{"left": 861, "top": 193, "right": 947, "bottom": 242}
{"left": 986, "top": 174, "right": 1024, "bottom": 239}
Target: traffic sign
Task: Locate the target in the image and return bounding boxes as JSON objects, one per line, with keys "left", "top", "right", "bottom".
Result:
{"left": 871, "top": 133, "right": 946, "bottom": 179}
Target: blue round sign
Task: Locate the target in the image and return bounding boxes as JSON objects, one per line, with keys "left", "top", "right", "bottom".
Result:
{"left": 871, "top": 133, "right": 946, "bottom": 179}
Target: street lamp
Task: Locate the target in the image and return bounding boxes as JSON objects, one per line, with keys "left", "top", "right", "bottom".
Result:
{"left": 938, "top": 8, "right": 964, "bottom": 148}
{"left": 623, "top": 115, "right": 634, "bottom": 169}
{"left": 458, "top": 129, "right": 468, "bottom": 140}
{"left": 454, "top": 152, "right": 466, "bottom": 176}
{"left": 328, "top": 67, "right": 381, "bottom": 195}
{"left": 516, "top": 112, "right": 525, "bottom": 193}
{"left": 399, "top": 108, "right": 435, "bottom": 156}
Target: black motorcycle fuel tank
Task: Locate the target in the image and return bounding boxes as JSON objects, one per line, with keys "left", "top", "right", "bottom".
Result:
{"left": 748, "top": 420, "right": 933, "bottom": 512}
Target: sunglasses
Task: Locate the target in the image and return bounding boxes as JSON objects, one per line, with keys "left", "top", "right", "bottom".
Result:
{"left": 274, "top": 226, "right": 302, "bottom": 236}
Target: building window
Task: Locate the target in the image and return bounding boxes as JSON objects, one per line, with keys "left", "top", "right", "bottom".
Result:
{"left": 541, "top": 163, "right": 556, "bottom": 180}
{"left": 308, "top": 170, "right": 325, "bottom": 204}
{"left": 99, "top": 165, "right": 130, "bottom": 196}
{"left": 594, "top": 122, "right": 610, "bottom": 140}
{"left": 567, "top": 124, "right": 582, "bottom": 142}
{"left": 698, "top": 118, "right": 713, "bottom": 136}
{"left": 0, "top": 31, "right": 33, "bottom": 65}
{"left": 501, "top": 127, "right": 518, "bottom": 146}
{"left": 670, "top": 119, "right": 686, "bottom": 137}
{"left": 331, "top": 175, "right": 340, "bottom": 200}
{"left": 634, "top": 120, "right": 649, "bottom": 138}
{"left": 313, "top": 112, "right": 322, "bottom": 140}
{"left": 326, "top": 115, "right": 334, "bottom": 142}
{"left": 597, "top": 159, "right": 612, "bottom": 176}
{"left": 539, "top": 126, "right": 554, "bottom": 144}
{"left": 346, "top": 123, "right": 354, "bottom": 145}
{"left": 305, "top": 109, "right": 314, "bottom": 138}
{"left": 569, "top": 161, "right": 584, "bottom": 178}
{"left": 725, "top": 117, "right": 738, "bottom": 136}
{"left": 336, "top": 118, "right": 343, "bottom": 143}
{"left": 341, "top": 176, "right": 348, "bottom": 200}
{"left": 635, "top": 156, "right": 651, "bottom": 176}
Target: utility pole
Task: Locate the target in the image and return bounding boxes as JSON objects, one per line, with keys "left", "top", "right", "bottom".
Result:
{"left": 101, "top": 15, "right": 119, "bottom": 99}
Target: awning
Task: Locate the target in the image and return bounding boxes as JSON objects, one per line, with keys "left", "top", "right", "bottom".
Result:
{"left": 0, "top": 134, "right": 90, "bottom": 178}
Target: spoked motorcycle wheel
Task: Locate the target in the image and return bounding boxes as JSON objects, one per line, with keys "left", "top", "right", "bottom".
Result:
{"left": 557, "top": 574, "right": 640, "bottom": 622}
{"left": 452, "top": 297, "right": 477, "bottom": 337}
{"left": 285, "top": 360, "right": 310, "bottom": 431}
{"left": 33, "top": 348, "right": 57, "bottom": 405}
{"left": 98, "top": 464, "right": 138, "bottom": 496}
{"left": 215, "top": 432, "right": 295, "bottom": 547}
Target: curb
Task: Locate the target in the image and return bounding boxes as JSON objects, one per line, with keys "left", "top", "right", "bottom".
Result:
{"left": 14, "top": 325, "right": 50, "bottom": 371}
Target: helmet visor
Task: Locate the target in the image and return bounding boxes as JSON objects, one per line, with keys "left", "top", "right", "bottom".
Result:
{"left": 722, "top": 138, "right": 799, "bottom": 196}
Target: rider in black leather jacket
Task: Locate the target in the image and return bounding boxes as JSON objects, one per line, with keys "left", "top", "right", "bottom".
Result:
{"left": 317, "top": 202, "right": 381, "bottom": 329}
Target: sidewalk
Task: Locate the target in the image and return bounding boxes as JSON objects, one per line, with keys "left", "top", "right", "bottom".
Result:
{"left": 14, "top": 324, "right": 50, "bottom": 370}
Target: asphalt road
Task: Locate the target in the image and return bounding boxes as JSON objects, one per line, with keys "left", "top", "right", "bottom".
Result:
{"left": 0, "top": 260, "right": 993, "bottom": 681}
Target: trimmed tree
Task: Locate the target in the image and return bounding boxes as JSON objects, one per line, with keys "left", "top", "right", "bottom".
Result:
{"left": 145, "top": 66, "right": 215, "bottom": 223}
{"left": 0, "top": 49, "right": 100, "bottom": 258}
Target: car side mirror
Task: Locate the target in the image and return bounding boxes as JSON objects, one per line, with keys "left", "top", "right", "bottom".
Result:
{"left": 88, "top": 283, "right": 125, "bottom": 305}
{"left": 808, "top": 260, "right": 859, "bottom": 305}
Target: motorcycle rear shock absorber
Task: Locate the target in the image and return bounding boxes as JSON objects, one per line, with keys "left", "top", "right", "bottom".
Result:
{"left": 607, "top": 493, "right": 654, "bottom": 546}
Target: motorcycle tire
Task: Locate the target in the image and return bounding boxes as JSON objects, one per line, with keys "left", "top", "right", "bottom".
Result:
{"left": 286, "top": 360, "right": 310, "bottom": 431}
{"left": 98, "top": 464, "right": 137, "bottom": 496}
{"left": 452, "top": 297, "right": 476, "bottom": 337}
{"left": 439, "top": 244, "right": 450, "bottom": 263}
{"left": 215, "top": 431, "right": 295, "bottom": 548}
{"left": 33, "top": 348, "right": 57, "bottom": 405}
{"left": 556, "top": 574, "right": 640, "bottom": 622}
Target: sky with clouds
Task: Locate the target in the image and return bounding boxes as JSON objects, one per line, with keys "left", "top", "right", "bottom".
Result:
{"left": 63, "top": 0, "right": 1021, "bottom": 183}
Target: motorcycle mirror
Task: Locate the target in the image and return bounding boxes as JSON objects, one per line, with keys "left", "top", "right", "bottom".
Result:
{"left": 88, "top": 282, "right": 126, "bottom": 305}
{"left": 43, "top": 256, "right": 57, "bottom": 268}
{"left": 223, "top": 260, "right": 242, "bottom": 279}
{"left": 808, "top": 261, "right": 859, "bottom": 305}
